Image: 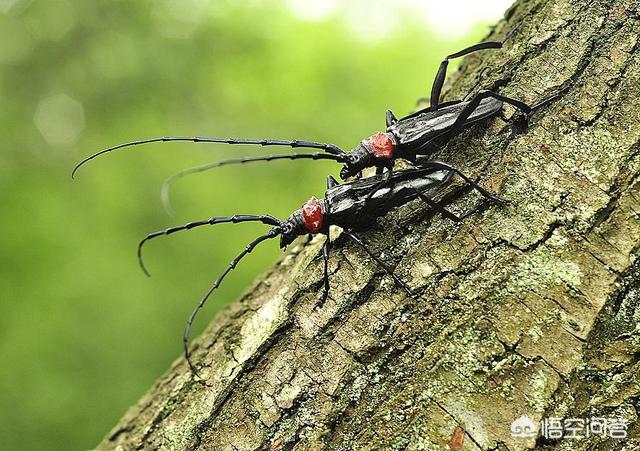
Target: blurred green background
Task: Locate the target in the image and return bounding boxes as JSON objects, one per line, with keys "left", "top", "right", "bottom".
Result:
{"left": 0, "top": 1, "right": 497, "bottom": 449}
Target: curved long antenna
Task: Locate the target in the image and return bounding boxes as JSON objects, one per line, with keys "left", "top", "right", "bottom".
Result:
{"left": 161, "top": 152, "right": 350, "bottom": 215}
{"left": 184, "top": 227, "right": 281, "bottom": 379}
{"left": 138, "top": 215, "right": 282, "bottom": 276}
{"left": 137, "top": 214, "right": 281, "bottom": 276}
{"left": 71, "top": 136, "right": 345, "bottom": 178}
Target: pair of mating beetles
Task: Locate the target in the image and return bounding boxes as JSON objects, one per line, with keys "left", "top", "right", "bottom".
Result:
{"left": 74, "top": 30, "right": 561, "bottom": 377}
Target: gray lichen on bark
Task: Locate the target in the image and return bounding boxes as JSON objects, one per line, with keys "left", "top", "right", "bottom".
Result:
{"left": 99, "top": 0, "right": 640, "bottom": 449}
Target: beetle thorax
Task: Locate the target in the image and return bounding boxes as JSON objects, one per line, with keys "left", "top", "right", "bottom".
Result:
{"left": 366, "top": 132, "right": 395, "bottom": 159}
{"left": 301, "top": 197, "right": 325, "bottom": 233}
{"left": 340, "top": 131, "right": 397, "bottom": 179}
{"left": 280, "top": 197, "right": 327, "bottom": 248}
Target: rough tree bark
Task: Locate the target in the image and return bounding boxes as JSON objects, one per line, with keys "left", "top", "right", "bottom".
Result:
{"left": 98, "top": 0, "right": 640, "bottom": 449}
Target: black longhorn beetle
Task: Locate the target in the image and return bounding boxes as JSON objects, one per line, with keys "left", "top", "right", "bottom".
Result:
{"left": 134, "top": 161, "right": 503, "bottom": 377}
{"left": 72, "top": 24, "right": 563, "bottom": 208}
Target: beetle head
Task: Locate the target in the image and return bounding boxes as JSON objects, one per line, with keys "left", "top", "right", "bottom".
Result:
{"left": 340, "top": 132, "right": 396, "bottom": 180}
{"left": 339, "top": 143, "right": 373, "bottom": 180}
{"left": 279, "top": 215, "right": 301, "bottom": 248}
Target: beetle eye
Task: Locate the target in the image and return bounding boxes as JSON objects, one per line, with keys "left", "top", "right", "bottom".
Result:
{"left": 346, "top": 152, "right": 359, "bottom": 164}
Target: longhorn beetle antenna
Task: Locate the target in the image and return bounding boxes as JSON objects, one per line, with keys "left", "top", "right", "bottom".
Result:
{"left": 71, "top": 136, "right": 346, "bottom": 178}
{"left": 161, "top": 153, "right": 351, "bottom": 215}
{"left": 183, "top": 227, "right": 282, "bottom": 379}
{"left": 136, "top": 214, "right": 282, "bottom": 276}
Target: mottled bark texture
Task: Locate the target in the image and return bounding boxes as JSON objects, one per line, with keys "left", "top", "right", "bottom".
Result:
{"left": 99, "top": 0, "right": 640, "bottom": 449}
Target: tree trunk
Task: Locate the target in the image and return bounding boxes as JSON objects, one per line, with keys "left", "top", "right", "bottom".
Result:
{"left": 98, "top": 0, "right": 640, "bottom": 449}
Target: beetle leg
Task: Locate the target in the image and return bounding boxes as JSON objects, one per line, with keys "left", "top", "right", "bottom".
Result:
{"left": 455, "top": 90, "right": 532, "bottom": 126}
{"left": 429, "top": 22, "right": 521, "bottom": 109}
{"left": 318, "top": 234, "right": 332, "bottom": 308}
{"left": 316, "top": 174, "right": 340, "bottom": 308}
{"left": 413, "top": 191, "right": 463, "bottom": 222}
{"left": 343, "top": 230, "right": 414, "bottom": 297}
{"left": 526, "top": 86, "right": 570, "bottom": 119}
{"left": 414, "top": 159, "right": 509, "bottom": 205}
{"left": 386, "top": 109, "right": 398, "bottom": 127}
{"left": 416, "top": 189, "right": 499, "bottom": 223}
